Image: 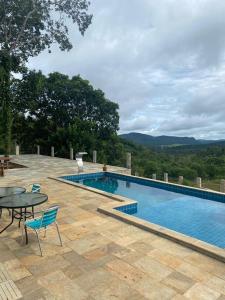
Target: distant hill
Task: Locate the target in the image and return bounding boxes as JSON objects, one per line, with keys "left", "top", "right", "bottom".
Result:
{"left": 120, "top": 132, "right": 219, "bottom": 147}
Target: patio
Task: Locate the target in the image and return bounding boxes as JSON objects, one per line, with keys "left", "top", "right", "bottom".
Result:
{"left": 0, "top": 155, "right": 225, "bottom": 300}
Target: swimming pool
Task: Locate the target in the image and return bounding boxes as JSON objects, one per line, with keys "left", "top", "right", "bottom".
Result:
{"left": 61, "top": 172, "right": 225, "bottom": 248}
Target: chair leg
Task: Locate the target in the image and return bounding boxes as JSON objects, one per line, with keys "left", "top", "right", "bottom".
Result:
{"left": 21, "top": 223, "right": 24, "bottom": 245}
{"left": 55, "top": 222, "right": 63, "bottom": 246}
{"left": 34, "top": 230, "right": 43, "bottom": 256}
{"left": 21, "top": 212, "right": 27, "bottom": 245}
{"left": 18, "top": 208, "right": 22, "bottom": 228}
{"left": 43, "top": 227, "right": 47, "bottom": 238}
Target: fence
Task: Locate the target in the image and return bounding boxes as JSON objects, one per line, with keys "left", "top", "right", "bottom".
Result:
{"left": 13, "top": 145, "right": 225, "bottom": 193}
{"left": 152, "top": 172, "right": 224, "bottom": 193}
{"left": 14, "top": 144, "right": 133, "bottom": 170}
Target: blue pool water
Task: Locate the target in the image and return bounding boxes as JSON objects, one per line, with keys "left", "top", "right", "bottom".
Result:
{"left": 61, "top": 172, "right": 225, "bottom": 248}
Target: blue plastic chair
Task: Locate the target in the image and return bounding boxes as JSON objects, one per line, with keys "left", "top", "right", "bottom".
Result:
{"left": 23, "top": 205, "right": 62, "bottom": 256}
{"left": 30, "top": 184, "right": 41, "bottom": 216}
{"left": 17, "top": 183, "right": 41, "bottom": 228}
{"left": 32, "top": 184, "right": 41, "bottom": 193}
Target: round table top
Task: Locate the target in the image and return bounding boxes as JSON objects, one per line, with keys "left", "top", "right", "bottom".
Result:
{"left": 0, "top": 192, "right": 48, "bottom": 209}
{"left": 0, "top": 187, "right": 26, "bottom": 198}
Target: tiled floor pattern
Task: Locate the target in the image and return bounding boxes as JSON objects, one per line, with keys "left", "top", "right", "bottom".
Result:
{"left": 0, "top": 155, "right": 225, "bottom": 299}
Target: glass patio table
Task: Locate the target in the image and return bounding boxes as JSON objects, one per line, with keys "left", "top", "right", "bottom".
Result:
{"left": 0, "top": 192, "right": 48, "bottom": 244}
{"left": 0, "top": 186, "right": 26, "bottom": 198}
{"left": 0, "top": 186, "right": 26, "bottom": 217}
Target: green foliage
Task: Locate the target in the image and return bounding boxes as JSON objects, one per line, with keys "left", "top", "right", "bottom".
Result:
{"left": 118, "top": 139, "right": 225, "bottom": 181}
{"left": 12, "top": 70, "right": 120, "bottom": 161}
{"left": 0, "top": 0, "right": 92, "bottom": 154}
{"left": 0, "top": 0, "right": 92, "bottom": 61}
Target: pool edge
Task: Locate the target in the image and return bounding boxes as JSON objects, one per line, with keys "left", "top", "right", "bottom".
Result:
{"left": 50, "top": 173, "right": 225, "bottom": 263}
{"left": 98, "top": 205, "right": 225, "bottom": 263}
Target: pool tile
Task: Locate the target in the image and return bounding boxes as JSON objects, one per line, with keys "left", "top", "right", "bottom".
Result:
{"left": 148, "top": 249, "right": 183, "bottom": 269}
{"left": 184, "top": 283, "right": 221, "bottom": 300}
{"left": 106, "top": 258, "right": 146, "bottom": 284}
{"left": 133, "top": 277, "right": 177, "bottom": 300}
{"left": 133, "top": 255, "right": 173, "bottom": 281}
{"left": 176, "top": 262, "right": 211, "bottom": 282}
{"left": 161, "top": 271, "right": 195, "bottom": 294}
{"left": 205, "top": 276, "right": 225, "bottom": 295}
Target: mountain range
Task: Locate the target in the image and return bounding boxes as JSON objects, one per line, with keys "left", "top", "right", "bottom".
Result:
{"left": 120, "top": 132, "right": 224, "bottom": 148}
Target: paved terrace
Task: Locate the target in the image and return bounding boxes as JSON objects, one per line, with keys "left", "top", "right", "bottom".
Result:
{"left": 0, "top": 155, "right": 225, "bottom": 300}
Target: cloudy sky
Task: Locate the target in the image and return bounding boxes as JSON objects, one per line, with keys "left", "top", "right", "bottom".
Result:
{"left": 29, "top": 0, "right": 225, "bottom": 139}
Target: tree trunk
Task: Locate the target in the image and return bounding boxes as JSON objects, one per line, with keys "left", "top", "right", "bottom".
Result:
{"left": 0, "top": 51, "right": 12, "bottom": 156}
{"left": 2, "top": 101, "right": 12, "bottom": 156}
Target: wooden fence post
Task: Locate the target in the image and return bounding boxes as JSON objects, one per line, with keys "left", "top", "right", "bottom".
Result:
{"left": 70, "top": 148, "right": 74, "bottom": 160}
{"left": 164, "top": 173, "right": 168, "bottom": 182}
{"left": 178, "top": 176, "right": 183, "bottom": 184}
{"left": 16, "top": 145, "right": 20, "bottom": 156}
{"left": 126, "top": 153, "right": 131, "bottom": 169}
{"left": 93, "top": 150, "right": 97, "bottom": 163}
{"left": 152, "top": 173, "right": 157, "bottom": 180}
{"left": 196, "top": 177, "right": 202, "bottom": 188}
{"left": 220, "top": 179, "right": 225, "bottom": 193}
{"left": 51, "top": 146, "right": 55, "bottom": 157}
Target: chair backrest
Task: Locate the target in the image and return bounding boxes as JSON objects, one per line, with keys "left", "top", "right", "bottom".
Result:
{"left": 32, "top": 183, "right": 41, "bottom": 193}
{"left": 40, "top": 206, "right": 59, "bottom": 228}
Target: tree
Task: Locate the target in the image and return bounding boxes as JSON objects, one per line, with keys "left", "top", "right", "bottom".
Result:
{"left": 0, "top": 0, "right": 92, "bottom": 155}
{"left": 12, "top": 71, "right": 120, "bottom": 158}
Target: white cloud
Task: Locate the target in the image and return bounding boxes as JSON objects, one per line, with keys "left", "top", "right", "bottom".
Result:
{"left": 29, "top": 0, "right": 225, "bottom": 139}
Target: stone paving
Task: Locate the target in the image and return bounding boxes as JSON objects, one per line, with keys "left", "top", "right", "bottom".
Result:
{"left": 0, "top": 155, "right": 225, "bottom": 299}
